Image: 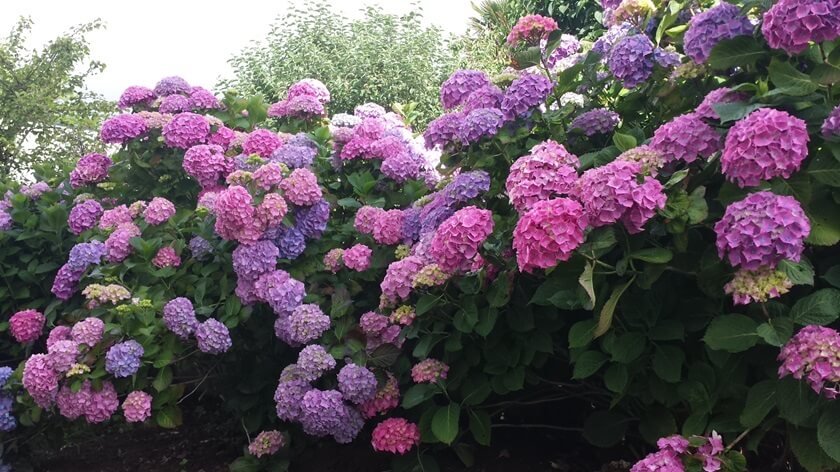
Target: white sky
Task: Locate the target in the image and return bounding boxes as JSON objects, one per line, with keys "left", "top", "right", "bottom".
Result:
{"left": 1, "top": 0, "right": 476, "bottom": 100}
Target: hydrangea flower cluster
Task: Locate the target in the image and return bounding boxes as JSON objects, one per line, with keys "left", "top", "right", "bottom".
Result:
{"left": 268, "top": 78, "right": 329, "bottom": 119}
{"left": 429, "top": 206, "right": 494, "bottom": 273}
{"left": 501, "top": 73, "right": 554, "bottom": 121}
{"left": 118, "top": 86, "right": 156, "bottom": 109}
{"left": 617, "top": 145, "right": 665, "bottom": 176}
{"left": 195, "top": 318, "right": 232, "bottom": 354}
{"left": 684, "top": 3, "right": 753, "bottom": 63}
{"left": 608, "top": 34, "right": 656, "bottom": 88}
{"left": 337, "top": 363, "right": 377, "bottom": 404}
{"left": 286, "top": 304, "right": 331, "bottom": 344}
{"left": 651, "top": 113, "right": 721, "bottom": 164}
{"left": 714, "top": 191, "right": 810, "bottom": 270}
{"left": 411, "top": 359, "right": 449, "bottom": 383}
{"left": 344, "top": 244, "right": 372, "bottom": 271}
{"left": 694, "top": 87, "right": 750, "bottom": 121}
{"left": 440, "top": 70, "right": 492, "bottom": 110}
{"left": 70, "top": 153, "right": 113, "bottom": 188}
{"left": 724, "top": 267, "right": 793, "bottom": 305}
{"left": 162, "top": 112, "right": 210, "bottom": 149}
{"left": 99, "top": 114, "right": 149, "bottom": 144}
{"left": 122, "top": 391, "right": 152, "bottom": 423}
{"left": 248, "top": 430, "right": 285, "bottom": 458}
{"left": 506, "top": 14, "right": 558, "bottom": 46}
{"left": 105, "top": 340, "right": 144, "bottom": 377}
{"left": 163, "top": 297, "right": 200, "bottom": 338}
{"left": 513, "top": 198, "right": 588, "bottom": 273}
{"left": 762, "top": 0, "right": 840, "bottom": 55}
{"left": 143, "top": 197, "right": 176, "bottom": 225}
{"left": 779, "top": 325, "right": 840, "bottom": 398}
{"left": 152, "top": 246, "right": 181, "bottom": 268}
{"left": 721, "top": 108, "right": 809, "bottom": 188}
{"left": 632, "top": 433, "right": 725, "bottom": 472}
{"left": 569, "top": 108, "right": 620, "bottom": 136}
{"left": 9, "top": 309, "right": 45, "bottom": 344}
{"left": 183, "top": 144, "right": 234, "bottom": 189}
{"left": 71, "top": 317, "right": 105, "bottom": 347}
{"left": 82, "top": 283, "right": 131, "bottom": 308}
{"left": 371, "top": 418, "right": 420, "bottom": 455}
{"left": 68, "top": 199, "right": 104, "bottom": 235}
{"left": 53, "top": 241, "right": 107, "bottom": 299}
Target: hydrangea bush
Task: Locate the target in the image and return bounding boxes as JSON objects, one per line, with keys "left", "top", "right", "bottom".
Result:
{"left": 3, "top": 1, "right": 840, "bottom": 470}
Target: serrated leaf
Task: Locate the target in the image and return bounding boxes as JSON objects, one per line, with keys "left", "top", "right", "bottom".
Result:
{"left": 703, "top": 314, "right": 759, "bottom": 352}
{"left": 431, "top": 403, "right": 460, "bottom": 445}
{"left": 468, "top": 410, "right": 491, "bottom": 446}
{"left": 817, "top": 405, "right": 840, "bottom": 462}
{"left": 790, "top": 288, "right": 840, "bottom": 325}
{"left": 573, "top": 351, "right": 608, "bottom": 379}
{"left": 708, "top": 36, "right": 765, "bottom": 70}
{"left": 768, "top": 59, "right": 818, "bottom": 96}
{"left": 402, "top": 384, "right": 438, "bottom": 409}
{"left": 740, "top": 380, "right": 777, "bottom": 428}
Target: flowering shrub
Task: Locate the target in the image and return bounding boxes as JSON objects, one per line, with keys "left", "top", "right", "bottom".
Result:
{"left": 4, "top": 2, "right": 840, "bottom": 471}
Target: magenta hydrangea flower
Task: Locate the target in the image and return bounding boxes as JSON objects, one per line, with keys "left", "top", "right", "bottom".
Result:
{"left": 337, "top": 363, "right": 377, "bottom": 404}
{"left": 287, "top": 78, "right": 331, "bottom": 104}
{"left": 154, "top": 76, "right": 190, "bottom": 96}
{"left": 430, "top": 206, "right": 494, "bottom": 273}
{"left": 105, "top": 340, "right": 144, "bottom": 377}
{"left": 355, "top": 206, "right": 384, "bottom": 235}
{"left": 381, "top": 255, "right": 425, "bottom": 305}
{"left": 122, "top": 390, "right": 152, "bottom": 423}
{"left": 100, "top": 114, "right": 149, "bottom": 144}
{"left": 371, "top": 418, "right": 420, "bottom": 455}
{"left": 118, "top": 86, "right": 156, "bottom": 109}
{"left": 358, "top": 372, "right": 399, "bottom": 418}
{"left": 256, "top": 193, "right": 288, "bottom": 230}
{"left": 651, "top": 113, "right": 721, "bottom": 164}
{"left": 574, "top": 160, "right": 638, "bottom": 226}
{"left": 182, "top": 144, "right": 233, "bottom": 189}
{"left": 822, "top": 105, "right": 840, "bottom": 138}
{"left": 501, "top": 73, "right": 554, "bottom": 121}
{"left": 105, "top": 222, "right": 141, "bottom": 263}
{"left": 143, "top": 197, "right": 176, "bottom": 225}
{"left": 725, "top": 267, "right": 793, "bottom": 305}
{"left": 22, "top": 354, "right": 60, "bottom": 408}
{"left": 85, "top": 381, "right": 119, "bottom": 424}
{"left": 280, "top": 168, "right": 322, "bottom": 206}
{"left": 297, "top": 344, "right": 336, "bottom": 381}
{"left": 630, "top": 448, "right": 683, "bottom": 472}
{"left": 608, "top": 34, "right": 655, "bottom": 88}
{"left": 569, "top": 108, "right": 620, "bottom": 136}
{"left": 506, "top": 146, "right": 578, "bottom": 212}
{"left": 249, "top": 430, "right": 285, "bottom": 458}
{"left": 253, "top": 162, "right": 286, "bottom": 190}
{"left": 459, "top": 107, "right": 504, "bottom": 144}
{"left": 70, "top": 153, "right": 112, "bottom": 188}
{"left": 507, "top": 14, "right": 558, "bottom": 46}
{"left": 411, "top": 359, "right": 449, "bottom": 383}
{"left": 196, "top": 318, "right": 232, "bottom": 354}
{"left": 269, "top": 95, "right": 326, "bottom": 118}
{"left": 243, "top": 129, "right": 284, "bottom": 158}
{"left": 513, "top": 198, "right": 587, "bottom": 273}
{"left": 343, "top": 244, "right": 372, "bottom": 271}
{"left": 721, "top": 108, "right": 809, "bottom": 188}
{"left": 9, "top": 309, "right": 45, "bottom": 343}
{"left": 158, "top": 94, "right": 193, "bottom": 114}
{"left": 440, "top": 70, "right": 492, "bottom": 110}
{"left": 188, "top": 86, "right": 220, "bottom": 109}
{"left": 622, "top": 177, "right": 667, "bottom": 234}
{"left": 254, "top": 270, "right": 305, "bottom": 316}
{"left": 684, "top": 3, "right": 753, "bottom": 63}
{"left": 214, "top": 186, "right": 262, "bottom": 244}
{"left": 714, "top": 191, "right": 810, "bottom": 270}
{"left": 162, "top": 112, "right": 210, "bottom": 149}
{"left": 287, "top": 304, "right": 331, "bottom": 344}
{"left": 695, "top": 87, "right": 750, "bottom": 121}
{"left": 762, "top": 0, "right": 840, "bottom": 56}
{"left": 71, "top": 317, "right": 105, "bottom": 347}
{"left": 463, "top": 84, "right": 504, "bottom": 112}
{"left": 46, "top": 325, "right": 72, "bottom": 350}
{"left": 323, "top": 248, "right": 344, "bottom": 273}
{"left": 381, "top": 152, "right": 426, "bottom": 182}
{"left": 47, "top": 339, "right": 79, "bottom": 372}
{"left": 163, "top": 297, "right": 199, "bottom": 338}
{"left": 57, "top": 380, "right": 92, "bottom": 420}
{"left": 68, "top": 199, "right": 103, "bottom": 235}
{"left": 423, "top": 112, "right": 464, "bottom": 149}
{"left": 373, "top": 209, "right": 405, "bottom": 245}
{"left": 152, "top": 246, "right": 181, "bottom": 268}
{"left": 779, "top": 325, "right": 840, "bottom": 398}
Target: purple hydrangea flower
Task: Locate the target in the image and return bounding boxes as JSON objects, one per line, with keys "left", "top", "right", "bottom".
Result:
{"left": 763, "top": 0, "right": 840, "bottom": 56}
{"left": 275, "top": 226, "right": 308, "bottom": 259}
{"left": 295, "top": 199, "right": 331, "bottom": 239}
{"left": 163, "top": 297, "right": 199, "bottom": 338}
{"left": 105, "top": 340, "right": 144, "bottom": 378}
{"left": 254, "top": 270, "right": 306, "bottom": 316}
{"left": 440, "top": 70, "right": 492, "bottom": 110}
{"left": 684, "top": 3, "right": 753, "bottom": 63}
{"left": 592, "top": 23, "right": 632, "bottom": 57}
{"left": 569, "top": 108, "right": 620, "bottom": 136}
{"left": 651, "top": 113, "right": 722, "bottom": 164}
{"left": 608, "top": 34, "right": 655, "bottom": 88}
{"left": 286, "top": 304, "right": 331, "bottom": 344}
{"left": 300, "top": 389, "right": 345, "bottom": 437}
{"left": 232, "top": 240, "right": 279, "bottom": 280}
{"left": 100, "top": 114, "right": 149, "bottom": 144}
{"left": 459, "top": 108, "right": 504, "bottom": 144}
{"left": 424, "top": 112, "right": 464, "bottom": 149}
{"left": 695, "top": 87, "right": 750, "bottom": 120}
{"left": 337, "top": 363, "right": 377, "bottom": 404}
{"left": 297, "top": 345, "right": 336, "bottom": 382}
{"left": 501, "top": 73, "right": 554, "bottom": 121}
{"left": 154, "top": 76, "right": 191, "bottom": 96}
{"left": 443, "top": 170, "right": 491, "bottom": 205}
{"left": 188, "top": 86, "right": 221, "bottom": 110}
{"left": 463, "top": 85, "right": 504, "bottom": 112}
{"left": 189, "top": 236, "right": 213, "bottom": 260}
{"left": 823, "top": 105, "right": 840, "bottom": 138}
{"left": 381, "top": 152, "right": 426, "bottom": 183}
{"left": 195, "top": 318, "right": 232, "bottom": 354}
{"left": 118, "top": 86, "right": 156, "bottom": 109}
{"left": 270, "top": 144, "right": 317, "bottom": 169}
{"left": 162, "top": 112, "right": 210, "bottom": 149}
{"left": 158, "top": 94, "right": 193, "bottom": 114}
{"left": 70, "top": 153, "right": 112, "bottom": 188}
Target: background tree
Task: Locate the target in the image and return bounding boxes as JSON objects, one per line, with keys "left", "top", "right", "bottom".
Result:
{"left": 223, "top": 2, "right": 465, "bottom": 127}
{"left": 0, "top": 18, "right": 112, "bottom": 179}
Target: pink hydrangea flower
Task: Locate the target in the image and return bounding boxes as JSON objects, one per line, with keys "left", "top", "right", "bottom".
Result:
{"left": 355, "top": 206, "right": 385, "bottom": 235}
{"left": 99, "top": 205, "right": 133, "bottom": 230}
{"left": 380, "top": 256, "right": 425, "bottom": 306}
{"left": 71, "top": 317, "right": 105, "bottom": 347}
{"left": 248, "top": 430, "right": 285, "bottom": 458}
{"left": 255, "top": 193, "right": 288, "bottom": 230}
{"left": 429, "top": 206, "right": 494, "bottom": 273}
{"left": 122, "top": 390, "right": 153, "bottom": 423}
{"left": 106, "top": 223, "right": 141, "bottom": 262}
{"left": 253, "top": 163, "right": 286, "bottom": 190}
{"left": 506, "top": 142, "right": 578, "bottom": 212}
{"left": 280, "top": 168, "right": 322, "bottom": 206}
{"left": 650, "top": 113, "right": 721, "bottom": 164}
{"left": 9, "top": 309, "right": 45, "bottom": 343}
{"left": 23, "top": 354, "right": 59, "bottom": 408}
{"left": 507, "top": 14, "right": 558, "bottom": 46}
{"left": 323, "top": 248, "right": 344, "bottom": 273}
{"left": 243, "top": 129, "right": 284, "bottom": 158}
{"left": 162, "top": 112, "right": 210, "bottom": 149}
{"left": 411, "top": 359, "right": 449, "bottom": 383}
{"left": 714, "top": 191, "right": 810, "bottom": 270}
{"left": 721, "top": 108, "right": 809, "bottom": 188}
{"left": 143, "top": 197, "right": 176, "bottom": 225}
{"left": 182, "top": 144, "right": 234, "bottom": 189}
{"left": 214, "top": 186, "right": 261, "bottom": 244}
{"left": 372, "top": 209, "right": 405, "bottom": 245}
{"left": 779, "top": 325, "right": 840, "bottom": 398}
{"left": 371, "top": 418, "right": 421, "bottom": 455}
{"left": 762, "top": 0, "right": 840, "bottom": 55}
{"left": 359, "top": 373, "right": 400, "bottom": 418}
{"left": 152, "top": 246, "right": 181, "bottom": 268}
{"left": 343, "top": 244, "right": 372, "bottom": 271}
{"left": 85, "top": 381, "right": 119, "bottom": 423}
{"left": 694, "top": 87, "right": 750, "bottom": 121}
{"left": 513, "top": 198, "right": 587, "bottom": 273}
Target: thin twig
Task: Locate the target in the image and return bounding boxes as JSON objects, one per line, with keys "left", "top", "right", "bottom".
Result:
{"left": 726, "top": 428, "right": 751, "bottom": 452}
{"left": 177, "top": 362, "right": 218, "bottom": 405}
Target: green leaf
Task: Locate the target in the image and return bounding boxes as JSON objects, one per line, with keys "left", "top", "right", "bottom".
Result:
{"left": 153, "top": 367, "right": 173, "bottom": 392}
{"left": 155, "top": 405, "right": 182, "bottom": 429}
{"left": 629, "top": 248, "right": 673, "bottom": 264}
{"left": 790, "top": 288, "right": 840, "bottom": 325}
{"left": 703, "top": 314, "right": 759, "bottom": 352}
{"left": 806, "top": 199, "right": 840, "bottom": 246}
{"left": 475, "top": 307, "right": 498, "bottom": 337}
{"left": 817, "top": 404, "right": 840, "bottom": 462}
{"left": 612, "top": 132, "right": 637, "bottom": 152}
{"left": 594, "top": 278, "right": 634, "bottom": 337}
{"left": 229, "top": 456, "right": 261, "bottom": 472}
{"left": 777, "top": 377, "right": 820, "bottom": 426}
{"left": 663, "top": 169, "right": 689, "bottom": 189}
{"left": 768, "top": 59, "right": 818, "bottom": 96}
{"left": 740, "top": 380, "right": 777, "bottom": 428}
{"left": 812, "top": 63, "right": 840, "bottom": 85}
{"left": 583, "top": 411, "right": 627, "bottom": 447}
{"left": 639, "top": 407, "right": 677, "bottom": 444}
{"left": 402, "top": 384, "right": 438, "bottom": 409}
{"left": 807, "top": 151, "right": 840, "bottom": 187}
{"left": 790, "top": 427, "right": 840, "bottom": 472}
{"left": 756, "top": 317, "right": 794, "bottom": 347}
{"left": 652, "top": 345, "right": 684, "bottom": 383}
{"left": 578, "top": 262, "right": 596, "bottom": 309}
{"left": 604, "top": 364, "right": 629, "bottom": 393}
{"left": 453, "top": 299, "right": 479, "bottom": 333}
{"left": 468, "top": 410, "right": 491, "bottom": 446}
{"left": 708, "top": 36, "right": 765, "bottom": 70}
{"left": 779, "top": 259, "right": 815, "bottom": 286}
{"left": 415, "top": 294, "right": 438, "bottom": 316}
{"left": 487, "top": 272, "right": 511, "bottom": 307}
{"left": 712, "top": 102, "right": 765, "bottom": 124}
{"left": 823, "top": 265, "right": 840, "bottom": 288}
{"left": 610, "top": 332, "right": 646, "bottom": 363}
{"left": 573, "top": 351, "right": 608, "bottom": 379}
{"left": 431, "top": 403, "right": 461, "bottom": 445}
{"left": 369, "top": 343, "right": 401, "bottom": 367}
{"left": 569, "top": 319, "right": 596, "bottom": 349}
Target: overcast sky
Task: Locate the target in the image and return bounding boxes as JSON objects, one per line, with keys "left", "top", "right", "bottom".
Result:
{"left": 1, "top": 0, "right": 476, "bottom": 100}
